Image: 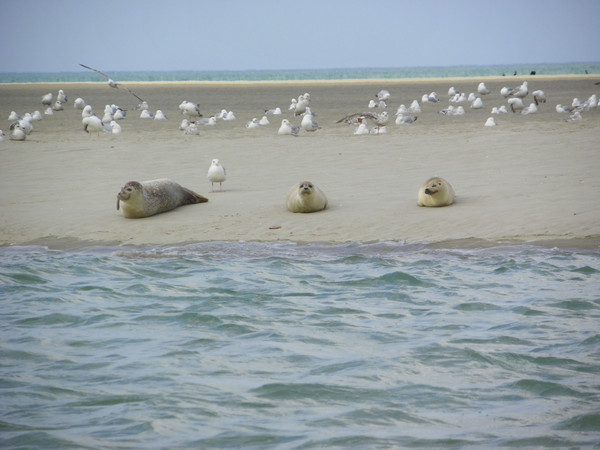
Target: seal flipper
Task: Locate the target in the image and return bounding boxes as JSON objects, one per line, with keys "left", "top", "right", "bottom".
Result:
{"left": 182, "top": 187, "right": 209, "bottom": 204}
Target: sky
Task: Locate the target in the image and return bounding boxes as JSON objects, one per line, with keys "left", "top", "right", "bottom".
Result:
{"left": 2, "top": 0, "right": 600, "bottom": 73}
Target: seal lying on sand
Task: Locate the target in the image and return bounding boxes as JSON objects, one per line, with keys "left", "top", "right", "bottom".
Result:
{"left": 117, "top": 178, "right": 208, "bottom": 218}
{"left": 286, "top": 181, "right": 328, "bottom": 213}
{"left": 417, "top": 177, "right": 455, "bottom": 207}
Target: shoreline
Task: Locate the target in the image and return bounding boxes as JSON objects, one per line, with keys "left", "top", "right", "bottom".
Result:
{"left": 1, "top": 74, "right": 597, "bottom": 88}
{"left": 1, "top": 77, "right": 598, "bottom": 251}
{"left": 9, "top": 236, "right": 600, "bottom": 252}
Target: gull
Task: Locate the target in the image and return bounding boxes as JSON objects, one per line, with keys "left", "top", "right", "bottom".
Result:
{"left": 183, "top": 122, "right": 199, "bottom": 135}
{"left": 154, "top": 110, "right": 168, "bottom": 120}
{"left": 395, "top": 115, "right": 418, "bottom": 125}
{"left": 532, "top": 90, "right": 546, "bottom": 105}
{"left": 79, "top": 63, "right": 144, "bottom": 102}
{"left": 477, "top": 82, "right": 490, "bottom": 95}
{"left": 353, "top": 119, "right": 370, "bottom": 135}
{"left": 44, "top": 108, "right": 53, "bottom": 115}
{"left": 207, "top": 159, "right": 227, "bottom": 192}
{"left": 81, "top": 104, "right": 94, "bottom": 118}
{"left": 395, "top": 104, "right": 409, "bottom": 116}
{"left": 294, "top": 93, "right": 310, "bottom": 116}
{"left": 278, "top": 119, "right": 299, "bottom": 136}
{"left": 223, "top": 111, "right": 236, "bottom": 120}
{"left": 555, "top": 104, "right": 571, "bottom": 113}
{"left": 113, "top": 108, "right": 126, "bottom": 120}
{"left": 484, "top": 117, "right": 497, "bottom": 127}
{"left": 409, "top": 100, "right": 421, "bottom": 113}
{"left": 74, "top": 97, "right": 86, "bottom": 109}
{"left": 301, "top": 107, "right": 319, "bottom": 131}
{"left": 16, "top": 117, "right": 33, "bottom": 134}
{"left": 140, "top": 109, "right": 153, "bottom": 119}
{"left": 376, "top": 89, "right": 391, "bottom": 101}
{"left": 82, "top": 115, "right": 110, "bottom": 134}
{"left": 102, "top": 110, "right": 113, "bottom": 123}
{"left": 502, "top": 81, "right": 528, "bottom": 98}
{"left": 471, "top": 97, "right": 484, "bottom": 109}
{"left": 507, "top": 97, "right": 525, "bottom": 113}
{"left": 259, "top": 115, "right": 270, "bottom": 125}
{"left": 521, "top": 103, "right": 538, "bottom": 115}
{"left": 57, "top": 89, "right": 67, "bottom": 103}
{"left": 0, "top": 130, "right": 4, "bottom": 141}
{"left": 567, "top": 111, "right": 582, "bottom": 122}
{"left": 422, "top": 92, "right": 439, "bottom": 103}
{"left": 246, "top": 118, "right": 260, "bottom": 129}
{"left": 53, "top": 100, "right": 64, "bottom": 111}
{"left": 110, "top": 120, "right": 122, "bottom": 134}
{"left": 41, "top": 93, "right": 53, "bottom": 106}
{"left": 439, "top": 105, "right": 456, "bottom": 115}
{"left": 30, "top": 111, "right": 43, "bottom": 121}
{"left": 179, "top": 118, "right": 190, "bottom": 130}
{"left": 197, "top": 116, "right": 217, "bottom": 126}
{"left": 338, "top": 111, "right": 389, "bottom": 130}
{"left": 8, "top": 111, "right": 21, "bottom": 121}
{"left": 264, "top": 107, "right": 282, "bottom": 115}
{"left": 9, "top": 122, "right": 27, "bottom": 140}
{"left": 179, "top": 101, "right": 202, "bottom": 120}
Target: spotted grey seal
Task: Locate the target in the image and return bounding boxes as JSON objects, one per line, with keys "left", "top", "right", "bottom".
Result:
{"left": 117, "top": 178, "right": 208, "bottom": 218}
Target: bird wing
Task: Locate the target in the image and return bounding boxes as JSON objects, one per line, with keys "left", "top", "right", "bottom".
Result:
{"left": 336, "top": 112, "right": 377, "bottom": 123}
{"left": 120, "top": 85, "right": 144, "bottom": 102}
{"left": 80, "top": 63, "right": 110, "bottom": 80}
{"left": 80, "top": 63, "right": 144, "bottom": 102}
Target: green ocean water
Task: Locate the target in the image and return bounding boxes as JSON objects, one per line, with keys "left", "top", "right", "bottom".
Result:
{"left": 1, "top": 242, "right": 599, "bottom": 448}
{"left": 1, "top": 62, "right": 599, "bottom": 83}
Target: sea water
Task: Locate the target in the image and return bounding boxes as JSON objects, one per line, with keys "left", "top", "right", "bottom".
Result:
{"left": 1, "top": 241, "right": 599, "bottom": 448}
{"left": 1, "top": 62, "right": 599, "bottom": 83}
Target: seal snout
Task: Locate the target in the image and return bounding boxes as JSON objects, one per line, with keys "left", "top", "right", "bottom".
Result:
{"left": 424, "top": 188, "right": 435, "bottom": 195}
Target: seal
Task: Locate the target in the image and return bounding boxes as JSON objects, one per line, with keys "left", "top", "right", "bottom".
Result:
{"left": 117, "top": 178, "right": 208, "bottom": 218}
{"left": 286, "top": 181, "right": 328, "bottom": 213}
{"left": 417, "top": 177, "right": 455, "bottom": 207}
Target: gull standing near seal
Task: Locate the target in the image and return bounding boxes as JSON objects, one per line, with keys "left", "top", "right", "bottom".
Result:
{"left": 117, "top": 179, "right": 208, "bottom": 218}
{"left": 417, "top": 177, "right": 455, "bottom": 207}
{"left": 286, "top": 181, "right": 328, "bottom": 213}
{"left": 207, "top": 159, "right": 227, "bottom": 192}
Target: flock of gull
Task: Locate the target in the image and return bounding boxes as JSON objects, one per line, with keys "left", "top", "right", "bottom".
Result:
{"left": 3, "top": 65, "right": 599, "bottom": 142}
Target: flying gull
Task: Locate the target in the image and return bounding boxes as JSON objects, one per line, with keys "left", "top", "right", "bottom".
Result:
{"left": 79, "top": 63, "right": 144, "bottom": 102}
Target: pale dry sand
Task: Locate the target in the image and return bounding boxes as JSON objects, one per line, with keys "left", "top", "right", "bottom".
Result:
{"left": 1, "top": 76, "right": 599, "bottom": 249}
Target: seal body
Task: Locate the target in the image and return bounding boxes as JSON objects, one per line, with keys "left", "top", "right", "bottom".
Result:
{"left": 286, "top": 181, "right": 328, "bottom": 213}
{"left": 117, "top": 178, "right": 208, "bottom": 218}
{"left": 417, "top": 177, "right": 455, "bottom": 207}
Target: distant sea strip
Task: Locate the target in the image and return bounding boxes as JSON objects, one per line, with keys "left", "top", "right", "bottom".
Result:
{"left": 1, "top": 62, "right": 599, "bottom": 84}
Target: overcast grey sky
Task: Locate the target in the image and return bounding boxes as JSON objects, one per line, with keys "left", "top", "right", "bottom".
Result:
{"left": 2, "top": 0, "right": 599, "bottom": 73}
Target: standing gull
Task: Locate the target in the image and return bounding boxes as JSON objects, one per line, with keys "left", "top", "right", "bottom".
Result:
{"left": 79, "top": 63, "right": 144, "bottom": 102}
{"left": 207, "top": 159, "right": 227, "bottom": 192}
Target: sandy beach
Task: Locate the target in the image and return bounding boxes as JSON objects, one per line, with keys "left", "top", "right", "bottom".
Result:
{"left": 1, "top": 76, "right": 599, "bottom": 249}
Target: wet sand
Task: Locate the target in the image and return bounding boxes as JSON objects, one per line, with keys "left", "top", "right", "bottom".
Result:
{"left": 1, "top": 76, "right": 599, "bottom": 249}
